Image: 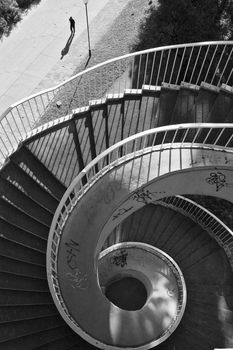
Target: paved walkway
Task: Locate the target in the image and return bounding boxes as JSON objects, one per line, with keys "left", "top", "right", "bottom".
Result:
{"left": 0, "top": 0, "right": 133, "bottom": 116}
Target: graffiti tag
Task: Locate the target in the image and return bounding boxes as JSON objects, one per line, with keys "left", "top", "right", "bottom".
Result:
{"left": 132, "top": 187, "right": 166, "bottom": 204}
{"left": 112, "top": 206, "right": 133, "bottom": 220}
{"left": 206, "top": 171, "right": 226, "bottom": 192}
{"left": 110, "top": 249, "right": 128, "bottom": 267}
{"left": 66, "top": 268, "right": 89, "bottom": 290}
{"left": 65, "top": 239, "right": 80, "bottom": 270}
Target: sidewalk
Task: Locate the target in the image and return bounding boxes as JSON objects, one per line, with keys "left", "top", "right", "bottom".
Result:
{"left": 0, "top": 0, "right": 134, "bottom": 116}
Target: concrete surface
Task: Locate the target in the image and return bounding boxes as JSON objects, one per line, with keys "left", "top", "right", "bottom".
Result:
{"left": 0, "top": 0, "right": 134, "bottom": 116}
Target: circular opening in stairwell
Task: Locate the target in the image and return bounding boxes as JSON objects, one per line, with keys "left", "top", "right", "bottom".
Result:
{"left": 105, "top": 275, "right": 148, "bottom": 311}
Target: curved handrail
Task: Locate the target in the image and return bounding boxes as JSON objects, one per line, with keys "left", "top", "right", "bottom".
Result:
{"left": 48, "top": 123, "right": 233, "bottom": 256}
{"left": 47, "top": 124, "right": 233, "bottom": 336}
{"left": 159, "top": 195, "right": 233, "bottom": 269}
{"left": 1, "top": 41, "right": 233, "bottom": 164}
{"left": 3, "top": 40, "right": 233, "bottom": 112}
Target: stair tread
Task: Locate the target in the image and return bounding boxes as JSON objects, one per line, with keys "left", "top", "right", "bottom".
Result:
{"left": 12, "top": 146, "right": 66, "bottom": 200}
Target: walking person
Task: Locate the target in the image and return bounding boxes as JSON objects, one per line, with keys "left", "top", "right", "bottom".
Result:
{"left": 69, "top": 16, "right": 75, "bottom": 34}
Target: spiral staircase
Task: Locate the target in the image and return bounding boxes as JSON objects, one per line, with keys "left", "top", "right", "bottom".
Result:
{"left": 0, "top": 42, "right": 233, "bottom": 349}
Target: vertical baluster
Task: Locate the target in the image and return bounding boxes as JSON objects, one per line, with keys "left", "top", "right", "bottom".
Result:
{"left": 22, "top": 102, "right": 33, "bottom": 130}
{"left": 175, "top": 47, "right": 186, "bottom": 84}
{"left": 210, "top": 44, "right": 227, "bottom": 85}
{"left": 163, "top": 49, "right": 171, "bottom": 83}
{"left": 225, "top": 132, "right": 233, "bottom": 147}
{"left": 34, "top": 96, "right": 42, "bottom": 122}
{"left": 202, "top": 127, "right": 212, "bottom": 144}
{"left": 181, "top": 128, "right": 189, "bottom": 145}
{"left": 149, "top": 51, "right": 156, "bottom": 85}
{"left": 192, "top": 127, "right": 201, "bottom": 144}
{"left": 219, "top": 46, "right": 233, "bottom": 84}
{"left": 136, "top": 54, "right": 142, "bottom": 89}
{"left": 203, "top": 44, "right": 218, "bottom": 83}
{"left": 189, "top": 45, "right": 202, "bottom": 83}
{"left": 213, "top": 127, "right": 224, "bottom": 145}
{"left": 183, "top": 46, "right": 194, "bottom": 82}
{"left": 195, "top": 45, "right": 210, "bottom": 85}
{"left": 169, "top": 48, "right": 178, "bottom": 84}
{"left": 10, "top": 110, "right": 23, "bottom": 139}
{"left": 118, "top": 60, "right": 121, "bottom": 94}
{"left": 40, "top": 94, "right": 47, "bottom": 114}
{"left": 1, "top": 116, "right": 18, "bottom": 148}
{"left": 171, "top": 129, "right": 178, "bottom": 145}
{"left": 15, "top": 106, "right": 27, "bottom": 134}
{"left": 143, "top": 53, "right": 149, "bottom": 86}
{"left": 156, "top": 50, "right": 163, "bottom": 86}
{"left": 28, "top": 99, "right": 38, "bottom": 125}
{"left": 0, "top": 129, "right": 9, "bottom": 156}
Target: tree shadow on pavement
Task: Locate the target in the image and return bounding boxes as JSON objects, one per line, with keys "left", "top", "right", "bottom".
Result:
{"left": 60, "top": 32, "right": 74, "bottom": 60}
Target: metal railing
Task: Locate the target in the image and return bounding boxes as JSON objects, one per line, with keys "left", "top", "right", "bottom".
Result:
{"left": 159, "top": 195, "right": 233, "bottom": 269}
{"left": 47, "top": 123, "right": 233, "bottom": 271}
{"left": 47, "top": 124, "right": 233, "bottom": 331}
{"left": 1, "top": 41, "right": 233, "bottom": 165}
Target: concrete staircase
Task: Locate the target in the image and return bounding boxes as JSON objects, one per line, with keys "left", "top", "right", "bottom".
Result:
{"left": 107, "top": 204, "right": 233, "bottom": 349}
{"left": 0, "top": 81, "right": 233, "bottom": 349}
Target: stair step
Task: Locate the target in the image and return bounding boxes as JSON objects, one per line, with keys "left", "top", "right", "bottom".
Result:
{"left": 34, "top": 335, "right": 81, "bottom": 350}
{"left": 0, "top": 199, "right": 49, "bottom": 240}
{"left": 181, "top": 317, "right": 224, "bottom": 347}
{"left": 225, "top": 103, "right": 233, "bottom": 122}
{"left": 0, "top": 315, "right": 65, "bottom": 343}
{"left": 89, "top": 104, "right": 106, "bottom": 158}
{"left": 0, "top": 177, "right": 53, "bottom": 226}
{"left": 0, "top": 237, "right": 45, "bottom": 266}
{"left": 124, "top": 209, "right": 145, "bottom": 242}
{"left": 0, "top": 272, "right": 49, "bottom": 292}
{"left": 0, "top": 290, "right": 53, "bottom": 306}
{"left": 27, "top": 124, "right": 77, "bottom": 187}
{"left": 0, "top": 305, "right": 58, "bottom": 324}
{"left": 0, "top": 218, "right": 47, "bottom": 252}
{"left": 122, "top": 92, "right": 142, "bottom": 139}
{"left": 139, "top": 85, "right": 160, "bottom": 131}
{"left": 183, "top": 248, "right": 224, "bottom": 282}
{"left": 106, "top": 98, "right": 124, "bottom": 147}
{"left": 170, "top": 223, "right": 206, "bottom": 259}
{"left": 174, "top": 322, "right": 217, "bottom": 350}
{"left": 161, "top": 218, "right": 196, "bottom": 255}
{"left": 0, "top": 255, "right": 46, "bottom": 279}
{"left": 170, "top": 82, "right": 199, "bottom": 124}
{"left": 11, "top": 146, "right": 66, "bottom": 200}
{"left": 1, "top": 162, "right": 59, "bottom": 213}
{"left": 150, "top": 207, "right": 177, "bottom": 246}
{"left": 0, "top": 326, "right": 74, "bottom": 350}
{"left": 133, "top": 204, "right": 160, "bottom": 242}
{"left": 156, "top": 82, "right": 180, "bottom": 126}
{"left": 179, "top": 239, "right": 220, "bottom": 271}
{"left": 121, "top": 205, "right": 165, "bottom": 244}
{"left": 208, "top": 84, "right": 233, "bottom": 122}
{"left": 188, "top": 82, "right": 219, "bottom": 122}
{"left": 154, "top": 210, "right": 187, "bottom": 250}
{"left": 141, "top": 205, "right": 170, "bottom": 245}
{"left": 73, "top": 112, "right": 91, "bottom": 172}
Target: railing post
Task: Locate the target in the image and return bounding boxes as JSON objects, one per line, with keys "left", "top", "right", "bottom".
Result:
{"left": 85, "top": 111, "right": 98, "bottom": 173}
{"left": 68, "top": 118, "right": 87, "bottom": 184}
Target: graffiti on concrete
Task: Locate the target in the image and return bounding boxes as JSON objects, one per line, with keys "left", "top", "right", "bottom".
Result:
{"left": 112, "top": 206, "right": 134, "bottom": 220}
{"left": 132, "top": 186, "right": 166, "bottom": 204}
{"left": 66, "top": 268, "right": 89, "bottom": 290}
{"left": 65, "top": 239, "right": 80, "bottom": 270}
{"left": 206, "top": 171, "right": 226, "bottom": 192}
{"left": 110, "top": 249, "right": 128, "bottom": 267}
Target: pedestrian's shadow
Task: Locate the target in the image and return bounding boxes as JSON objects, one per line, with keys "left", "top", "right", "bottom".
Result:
{"left": 60, "top": 32, "right": 74, "bottom": 60}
